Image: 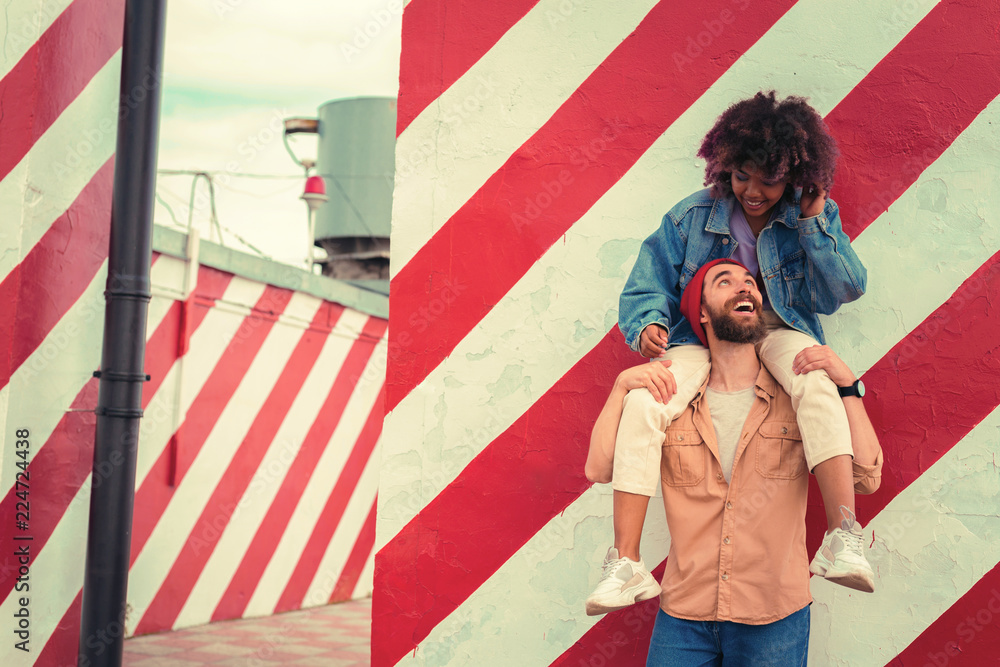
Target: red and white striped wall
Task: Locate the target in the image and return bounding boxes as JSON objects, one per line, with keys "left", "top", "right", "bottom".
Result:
{"left": 375, "top": 0, "right": 1000, "bottom": 665}
{"left": 0, "top": 2, "right": 388, "bottom": 664}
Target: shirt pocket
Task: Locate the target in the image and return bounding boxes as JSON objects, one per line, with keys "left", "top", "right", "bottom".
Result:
{"left": 754, "top": 421, "right": 806, "bottom": 480}
{"left": 661, "top": 429, "right": 706, "bottom": 487}
{"left": 779, "top": 249, "right": 811, "bottom": 310}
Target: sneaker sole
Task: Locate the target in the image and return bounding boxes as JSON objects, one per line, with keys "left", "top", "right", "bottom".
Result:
{"left": 585, "top": 582, "right": 661, "bottom": 616}
{"left": 823, "top": 567, "right": 875, "bottom": 593}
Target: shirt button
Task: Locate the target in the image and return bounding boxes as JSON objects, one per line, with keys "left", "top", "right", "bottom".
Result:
{"left": 724, "top": 536, "right": 731, "bottom": 544}
{"left": 716, "top": 473, "right": 723, "bottom": 481}
{"left": 726, "top": 502, "right": 733, "bottom": 510}
{"left": 677, "top": 435, "right": 684, "bottom": 441}
{"left": 721, "top": 573, "right": 729, "bottom": 580}
{"left": 781, "top": 427, "right": 788, "bottom": 435}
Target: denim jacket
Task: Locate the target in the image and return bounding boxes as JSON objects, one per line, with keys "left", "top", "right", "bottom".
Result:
{"left": 619, "top": 188, "right": 867, "bottom": 350}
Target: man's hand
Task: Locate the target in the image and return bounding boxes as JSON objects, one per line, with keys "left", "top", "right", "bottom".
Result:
{"left": 799, "top": 182, "right": 827, "bottom": 219}
{"left": 616, "top": 359, "right": 677, "bottom": 404}
{"left": 639, "top": 323, "right": 669, "bottom": 358}
{"left": 792, "top": 344, "right": 856, "bottom": 387}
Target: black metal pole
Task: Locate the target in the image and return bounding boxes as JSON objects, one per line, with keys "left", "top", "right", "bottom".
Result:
{"left": 79, "top": 1, "right": 166, "bottom": 665}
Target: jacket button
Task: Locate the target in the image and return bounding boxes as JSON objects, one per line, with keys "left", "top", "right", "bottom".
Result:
{"left": 781, "top": 427, "right": 788, "bottom": 435}
{"left": 722, "top": 238, "right": 730, "bottom": 245}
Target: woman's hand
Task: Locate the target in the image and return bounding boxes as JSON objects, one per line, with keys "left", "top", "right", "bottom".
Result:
{"left": 639, "top": 323, "right": 669, "bottom": 358}
{"left": 799, "top": 182, "right": 827, "bottom": 219}
{"left": 616, "top": 359, "right": 676, "bottom": 404}
{"left": 792, "top": 344, "right": 855, "bottom": 387}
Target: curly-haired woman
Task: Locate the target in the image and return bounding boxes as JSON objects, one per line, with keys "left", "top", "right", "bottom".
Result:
{"left": 584, "top": 91, "right": 875, "bottom": 617}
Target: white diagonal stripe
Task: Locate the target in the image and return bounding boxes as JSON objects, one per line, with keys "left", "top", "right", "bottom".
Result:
{"left": 134, "top": 275, "right": 267, "bottom": 489}
{"left": 174, "top": 308, "right": 372, "bottom": 629}
{"left": 0, "top": 0, "right": 75, "bottom": 80}
{"left": 390, "top": 0, "right": 659, "bottom": 276}
{"left": 0, "top": 52, "right": 121, "bottom": 284}
{"left": 128, "top": 292, "right": 323, "bottom": 627}
{"left": 245, "top": 341, "right": 386, "bottom": 617}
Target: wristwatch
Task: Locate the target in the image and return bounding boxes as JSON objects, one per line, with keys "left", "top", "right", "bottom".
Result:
{"left": 837, "top": 379, "right": 865, "bottom": 398}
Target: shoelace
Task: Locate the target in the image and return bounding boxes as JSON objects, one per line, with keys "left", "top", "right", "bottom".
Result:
{"left": 837, "top": 505, "right": 865, "bottom": 556}
{"left": 839, "top": 526, "right": 866, "bottom": 557}
{"left": 600, "top": 555, "right": 628, "bottom": 582}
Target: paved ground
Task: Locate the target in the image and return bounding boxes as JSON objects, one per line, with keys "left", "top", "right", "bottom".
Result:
{"left": 124, "top": 597, "right": 371, "bottom": 666}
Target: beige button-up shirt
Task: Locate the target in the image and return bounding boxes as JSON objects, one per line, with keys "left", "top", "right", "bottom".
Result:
{"left": 657, "top": 365, "right": 883, "bottom": 624}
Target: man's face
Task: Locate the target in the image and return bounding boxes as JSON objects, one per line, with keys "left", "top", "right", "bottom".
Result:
{"left": 701, "top": 264, "right": 767, "bottom": 344}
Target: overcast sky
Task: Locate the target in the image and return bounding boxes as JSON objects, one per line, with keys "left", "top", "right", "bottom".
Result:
{"left": 154, "top": 0, "right": 402, "bottom": 267}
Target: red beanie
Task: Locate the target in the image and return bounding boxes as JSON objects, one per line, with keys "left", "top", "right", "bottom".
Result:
{"left": 679, "top": 259, "right": 750, "bottom": 346}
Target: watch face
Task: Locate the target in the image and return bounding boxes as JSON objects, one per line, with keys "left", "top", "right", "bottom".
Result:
{"left": 857, "top": 379, "right": 866, "bottom": 398}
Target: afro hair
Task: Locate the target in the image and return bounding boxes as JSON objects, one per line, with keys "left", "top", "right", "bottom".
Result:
{"left": 697, "top": 91, "right": 839, "bottom": 201}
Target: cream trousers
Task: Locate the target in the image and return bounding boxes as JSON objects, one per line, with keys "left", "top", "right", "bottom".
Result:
{"left": 612, "top": 312, "right": 852, "bottom": 496}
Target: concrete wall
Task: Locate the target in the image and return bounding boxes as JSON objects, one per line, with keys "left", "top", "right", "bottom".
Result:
{"left": 375, "top": 1, "right": 1000, "bottom": 665}
{"left": 0, "top": 2, "right": 388, "bottom": 663}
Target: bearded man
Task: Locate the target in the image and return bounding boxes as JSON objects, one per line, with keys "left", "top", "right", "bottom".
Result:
{"left": 586, "top": 259, "right": 884, "bottom": 666}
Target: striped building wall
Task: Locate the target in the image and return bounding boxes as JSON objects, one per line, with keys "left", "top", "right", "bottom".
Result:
{"left": 375, "top": 1, "right": 1000, "bottom": 665}
{"left": 0, "top": 2, "right": 388, "bottom": 664}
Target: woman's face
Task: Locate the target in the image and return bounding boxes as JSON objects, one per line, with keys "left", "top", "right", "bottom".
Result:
{"left": 730, "top": 164, "right": 788, "bottom": 229}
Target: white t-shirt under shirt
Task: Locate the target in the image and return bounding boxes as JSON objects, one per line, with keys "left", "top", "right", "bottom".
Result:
{"left": 729, "top": 205, "right": 772, "bottom": 310}
{"left": 704, "top": 386, "right": 756, "bottom": 484}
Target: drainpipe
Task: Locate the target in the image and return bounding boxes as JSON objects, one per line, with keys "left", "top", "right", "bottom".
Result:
{"left": 79, "top": 1, "right": 167, "bottom": 665}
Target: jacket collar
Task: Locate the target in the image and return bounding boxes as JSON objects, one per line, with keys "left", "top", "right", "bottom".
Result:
{"left": 705, "top": 194, "right": 798, "bottom": 234}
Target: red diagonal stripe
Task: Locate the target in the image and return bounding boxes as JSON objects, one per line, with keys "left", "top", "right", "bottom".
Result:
{"left": 128, "top": 285, "right": 295, "bottom": 567}
{"left": 891, "top": 563, "right": 1000, "bottom": 666}
{"left": 0, "top": 0, "right": 124, "bottom": 182}
{"left": 386, "top": 0, "right": 796, "bottom": 411}
{"left": 143, "top": 265, "right": 236, "bottom": 401}
{"left": 0, "top": 158, "right": 114, "bottom": 392}
{"left": 330, "top": 497, "right": 378, "bottom": 604}
{"left": 396, "top": 0, "right": 540, "bottom": 135}
{"left": 276, "top": 389, "right": 385, "bottom": 613}
{"left": 133, "top": 302, "right": 345, "bottom": 635}
{"left": 0, "top": 264, "right": 231, "bottom": 607}
{"left": 211, "top": 316, "right": 388, "bottom": 623}
{"left": 855, "top": 250, "right": 1000, "bottom": 522}
{"left": 373, "top": 328, "right": 634, "bottom": 666}
{"left": 824, "top": 0, "right": 1000, "bottom": 238}
{"left": 551, "top": 561, "right": 667, "bottom": 667}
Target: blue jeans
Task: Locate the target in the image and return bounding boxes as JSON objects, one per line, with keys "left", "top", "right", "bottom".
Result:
{"left": 646, "top": 606, "right": 810, "bottom": 667}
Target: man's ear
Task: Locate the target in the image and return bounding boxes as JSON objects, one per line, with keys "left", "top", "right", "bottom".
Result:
{"left": 699, "top": 304, "right": 709, "bottom": 325}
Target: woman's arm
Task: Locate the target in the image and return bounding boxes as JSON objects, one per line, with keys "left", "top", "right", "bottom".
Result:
{"left": 585, "top": 361, "right": 677, "bottom": 484}
{"left": 795, "top": 193, "right": 868, "bottom": 313}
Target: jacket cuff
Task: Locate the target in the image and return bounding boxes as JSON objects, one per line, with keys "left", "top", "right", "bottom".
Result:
{"left": 796, "top": 213, "right": 827, "bottom": 235}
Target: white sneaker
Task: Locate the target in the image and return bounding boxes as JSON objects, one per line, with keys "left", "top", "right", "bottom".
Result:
{"left": 809, "top": 506, "right": 875, "bottom": 593}
{"left": 585, "top": 547, "right": 661, "bottom": 616}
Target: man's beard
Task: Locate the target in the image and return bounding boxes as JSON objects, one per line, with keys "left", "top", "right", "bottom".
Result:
{"left": 706, "top": 295, "right": 767, "bottom": 344}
